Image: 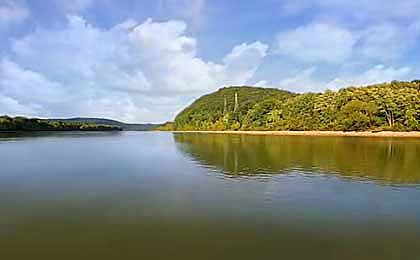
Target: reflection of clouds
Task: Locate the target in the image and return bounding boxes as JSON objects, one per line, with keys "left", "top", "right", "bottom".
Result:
{"left": 173, "top": 133, "right": 420, "bottom": 184}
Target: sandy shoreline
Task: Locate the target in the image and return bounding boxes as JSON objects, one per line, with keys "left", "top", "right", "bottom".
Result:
{"left": 172, "top": 130, "right": 420, "bottom": 138}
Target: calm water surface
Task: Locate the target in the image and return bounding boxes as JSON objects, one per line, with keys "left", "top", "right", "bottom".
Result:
{"left": 1, "top": 132, "right": 420, "bottom": 259}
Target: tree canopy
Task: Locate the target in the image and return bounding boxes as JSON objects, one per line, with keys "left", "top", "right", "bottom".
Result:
{"left": 173, "top": 81, "right": 420, "bottom": 132}
{"left": 0, "top": 116, "right": 122, "bottom": 131}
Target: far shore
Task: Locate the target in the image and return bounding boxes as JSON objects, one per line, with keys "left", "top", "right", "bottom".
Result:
{"left": 171, "top": 130, "right": 420, "bottom": 138}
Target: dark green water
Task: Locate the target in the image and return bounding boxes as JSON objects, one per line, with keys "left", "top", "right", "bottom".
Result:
{"left": 1, "top": 132, "right": 420, "bottom": 259}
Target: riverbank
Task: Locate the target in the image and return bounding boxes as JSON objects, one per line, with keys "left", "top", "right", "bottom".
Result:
{"left": 172, "top": 130, "right": 420, "bottom": 138}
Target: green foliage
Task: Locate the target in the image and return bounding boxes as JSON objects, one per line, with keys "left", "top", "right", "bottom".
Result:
{"left": 242, "top": 98, "right": 283, "bottom": 130}
{"left": 48, "top": 118, "right": 158, "bottom": 131}
{"left": 337, "top": 100, "right": 378, "bottom": 131}
{"left": 174, "top": 86, "right": 293, "bottom": 130}
{"left": 155, "top": 121, "right": 175, "bottom": 131}
{"left": 0, "top": 116, "right": 122, "bottom": 131}
{"left": 174, "top": 81, "right": 420, "bottom": 132}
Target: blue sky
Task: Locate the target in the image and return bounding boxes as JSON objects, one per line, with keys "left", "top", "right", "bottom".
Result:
{"left": 0, "top": 0, "right": 419, "bottom": 123}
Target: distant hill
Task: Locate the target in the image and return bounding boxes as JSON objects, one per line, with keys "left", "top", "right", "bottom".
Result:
{"left": 48, "top": 118, "right": 160, "bottom": 131}
{"left": 0, "top": 116, "right": 122, "bottom": 132}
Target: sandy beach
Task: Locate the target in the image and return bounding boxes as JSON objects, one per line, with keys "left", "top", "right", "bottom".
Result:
{"left": 172, "top": 130, "right": 420, "bottom": 138}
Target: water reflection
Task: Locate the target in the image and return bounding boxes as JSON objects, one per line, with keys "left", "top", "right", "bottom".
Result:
{"left": 174, "top": 133, "right": 420, "bottom": 184}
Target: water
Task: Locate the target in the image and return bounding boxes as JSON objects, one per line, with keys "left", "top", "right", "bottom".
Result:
{"left": 1, "top": 132, "right": 419, "bottom": 259}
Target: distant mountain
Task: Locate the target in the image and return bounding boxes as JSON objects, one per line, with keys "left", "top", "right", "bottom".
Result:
{"left": 48, "top": 118, "right": 160, "bottom": 131}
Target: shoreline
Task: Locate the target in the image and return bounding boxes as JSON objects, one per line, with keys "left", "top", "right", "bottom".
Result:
{"left": 171, "top": 130, "right": 420, "bottom": 138}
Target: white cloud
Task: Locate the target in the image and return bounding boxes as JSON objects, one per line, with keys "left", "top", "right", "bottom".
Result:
{"left": 274, "top": 65, "right": 413, "bottom": 93}
{"left": 326, "top": 65, "right": 412, "bottom": 90}
{"left": 273, "top": 17, "right": 420, "bottom": 69}
{"left": 357, "top": 22, "right": 420, "bottom": 61}
{"left": 0, "top": 0, "right": 29, "bottom": 27}
{"left": 1, "top": 16, "right": 267, "bottom": 122}
{"left": 278, "top": 67, "right": 323, "bottom": 92}
{"left": 0, "top": 95, "right": 39, "bottom": 116}
{"left": 358, "top": 24, "right": 405, "bottom": 61}
{"left": 254, "top": 80, "right": 268, "bottom": 87}
{"left": 0, "top": 59, "right": 67, "bottom": 109}
{"left": 275, "top": 23, "right": 356, "bottom": 63}
{"left": 277, "top": 0, "right": 420, "bottom": 68}
{"left": 221, "top": 42, "right": 268, "bottom": 85}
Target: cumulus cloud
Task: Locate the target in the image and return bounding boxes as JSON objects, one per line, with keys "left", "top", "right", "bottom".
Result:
{"left": 0, "top": 0, "right": 29, "bottom": 27}
{"left": 1, "top": 16, "right": 267, "bottom": 122}
{"left": 275, "top": 23, "right": 356, "bottom": 63}
{"left": 221, "top": 42, "right": 268, "bottom": 85}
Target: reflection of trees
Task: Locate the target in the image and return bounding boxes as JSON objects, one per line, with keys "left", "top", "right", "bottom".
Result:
{"left": 174, "top": 133, "right": 420, "bottom": 184}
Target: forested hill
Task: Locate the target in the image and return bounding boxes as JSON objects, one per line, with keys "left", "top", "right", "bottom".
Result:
{"left": 173, "top": 81, "right": 420, "bottom": 131}
{"left": 174, "top": 86, "right": 294, "bottom": 130}
{"left": 0, "top": 116, "right": 122, "bottom": 132}
{"left": 48, "top": 118, "right": 160, "bottom": 131}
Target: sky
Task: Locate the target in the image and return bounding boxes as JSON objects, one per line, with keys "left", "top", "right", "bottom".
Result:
{"left": 0, "top": 0, "right": 419, "bottom": 123}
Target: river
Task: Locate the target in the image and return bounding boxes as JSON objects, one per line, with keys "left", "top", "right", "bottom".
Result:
{"left": 1, "top": 132, "right": 419, "bottom": 259}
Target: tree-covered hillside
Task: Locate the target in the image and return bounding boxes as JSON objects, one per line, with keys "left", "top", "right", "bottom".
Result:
{"left": 0, "top": 116, "right": 122, "bottom": 131}
{"left": 174, "top": 81, "right": 420, "bottom": 131}
{"left": 175, "top": 86, "right": 294, "bottom": 130}
{"left": 48, "top": 118, "right": 160, "bottom": 131}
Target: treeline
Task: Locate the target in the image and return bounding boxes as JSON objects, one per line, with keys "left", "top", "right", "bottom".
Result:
{"left": 48, "top": 118, "right": 160, "bottom": 131}
{"left": 173, "top": 80, "right": 420, "bottom": 131}
{"left": 155, "top": 121, "right": 175, "bottom": 131}
{"left": 0, "top": 116, "right": 122, "bottom": 132}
